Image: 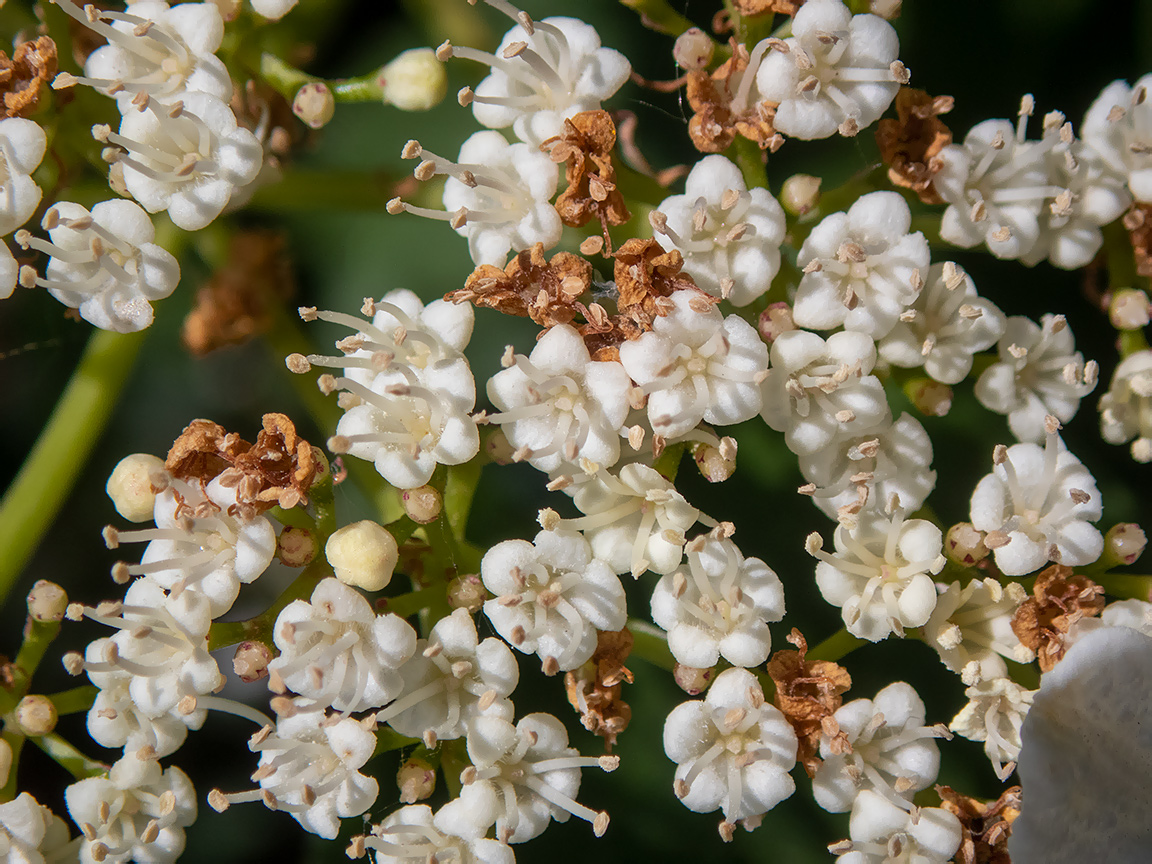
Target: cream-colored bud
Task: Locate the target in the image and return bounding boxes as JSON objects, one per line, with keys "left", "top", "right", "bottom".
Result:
{"left": 397, "top": 757, "right": 437, "bottom": 804}
{"left": 27, "top": 580, "right": 67, "bottom": 622}
{"left": 485, "top": 428, "right": 515, "bottom": 465}
{"left": 758, "top": 302, "right": 796, "bottom": 344}
{"left": 326, "top": 520, "right": 398, "bottom": 591}
{"left": 673, "top": 663, "right": 714, "bottom": 695}
{"left": 1109, "top": 289, "right": 1151, "bottom": 330}
{"left": 673, "top": 28, "right": 713, "bottom": 71}
{"left": 379, "top": 48, "right": 447, "bottom": 112}
{"left": 106, "top": 453, "right": 166, "bottom": 522}
{"left": 693, "top": 442, "right": 736, "bottom": 483}
{"left": 945, "top": 522, "right": 989, "bottom": 566}
{"left": 904, "top": 378, "right": 953, "bottom": 417}
{"left": 293, "top": 82, "right": 335, "bottom": 129}
{"left": 15, "top": 695, "right": 57, "bottom": 737}
{"left": 402, "top": 485, "right": 442, "bottom": 524}
{"left": 447, "top": 574, "right": 487, "bottom": 612}
{"left": 870, "top": 0, "right": 902, "bottom": 18}
{"left": 780, "top": 174, "right": 821, "bottom": 216}
{"left": 1103, "top": 522, "right": 1147, "bottom": 568}
{"left": 233, "top": 641, "right": 274, "bottom": 683}
{"left": 277, "top": 526, "right": 316, "bottom": 567}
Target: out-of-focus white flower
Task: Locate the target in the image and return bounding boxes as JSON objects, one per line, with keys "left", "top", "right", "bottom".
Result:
{"left": 392, "top": 133, "right": 560, "bottom": 266}
{"left": 355, "top": 804, "right": 514, "bottom": 864}
{"left": 761, "top": 329, "right": 889, "bottom": 457}
{"left": 1099, "top": 349, "right": 1152, "bottom": 462}
{"left": 0, "top": 792, "right": 73, "bottom": 864}
{"left": 650, "top": 535, "right": 785, "bottom": 669}
{"left": 446, "top": 4, "right": 630, "bottom": 148}
{"left": 663, "top": 667, "right": 797, "bottom": 828}
{"left": 975, "top": 314, "right": 1097, "bottom": 443}
{"left": 792, "top": 191, "right": 929, "bottom": 338}
{"left": 65, "top": 752, "right": 197, "bottom": 864}
{"left": 650, "top": 155, "right": 786, "bottom": 306}
{"left": 1082, "top": 75, "right": 1152, "bottom": 203}
{"left": 481, "top": 529, "right": 626, "bottom": 672}
{"left": 487, "top": 325, "right": 630, "bottom": 473}
{"left": 949, "top": 663, "right": 1035, "bottom": 780}
{"left": 969, "top": 426, "right": 1103, "bottom": 575}
{"left": 269, "top": 578, "right": 417, "bottom": 713}
{"left": 619, "top": 290, "right": 768, "bottom": 440}
{"left": 922, "top": 578, "right": 1032, "bottom": 675}
{"left": 812, "top": 682, "right": 944, "bottom": 813}
{"left": 0, "top": 117, "right": 46, "bottom": 236}
{"left": 878, "top": 262, "right": 1006, "bottom": 384}
{"left": 1008, "top": 627, "right": 1152, "bottom": 864}
{"left": 379, "top": 608, "right": 518, "bottom": 741}
{"left": 831, "top": 790, "right": 961, "bottom": 864}
{"left": 250, "top": 0, "right": 297, "bottom": 20}
{"left": 755, "top": 0, "right": 905, "bottom": 140}
{"left": 808, "top": 512, "right": 944, "bottom": 642}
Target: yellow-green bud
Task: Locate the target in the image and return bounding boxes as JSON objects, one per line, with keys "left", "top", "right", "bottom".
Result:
{"left": 106, "top": 453, "right": 166, "bottom": 522}
{"left": 447, "top": 574, "right": 487, "bottom": 613}
{"left": 233, "top": 641, "right": 273, "bottom": 683}
{"left": 293, "top": 82, "right": 335, "bottom": 129}
{"left": 379, "top": 49, "right": 447, "bottom": 112}
{"left": 673, "top": 663, "right": 714, "bottom": 695}
{"left": 945, "top": 522, "right": 989, "bottom": 567}
{"left": 277, "top": 526, "right": 316, "bottom": 567}
{"left": 326, "top": 521, "right": 399, "bottom": 591}
{"left": 1103, "top": 522, "right": 1147, "bottom": 568}
{"left": 780, "top": 174, "right": 821, "bottom": 216}
{"left": 673, "top": 28, "right": 713, "bottom": 71}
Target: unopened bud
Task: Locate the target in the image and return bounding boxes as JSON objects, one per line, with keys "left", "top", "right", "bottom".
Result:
{"left": 27, "top": 580, "right": 67, "bottom": 622}
{"left": 694, "top": 442, "right": 736, "bottom": 483}
{"left": 397, "top": 756, "right": 437, "bottom": 803}
{"left": 1102, "top": 522, "right": 1147, "bottom": 568}
{"left": 447, "top": 574, "right": 487, "bottom": 613}
{"left": 0, "top": 739, "right": 11, "bottom": 788}
{"left": 379, "top": 48, "right": 447, "bottom": 112}
{"left": 485, "top": 428, "right": 515, "bottom": 465}
{"left": 293, "top": 82, "right": 335, "bottom": 129}
{"left": 945, "top": 522, "right": 989, "bottom": 566}
{"left": 1109, "top": 289, "right": 1151, "bottom": 330}
{"left": 15, "top": 695, "right": 57, "bottom": 737}
{"left": 233, "top": 641, "right": 274, "bottom": 683}
{"left": 325, "top": 520, "right": 399, "bottom": 591}
{"left": 277, "top": 526, "right": 316, "bottom": 567}
{"left": 106, "top": 453, "right": 166, "bottom": 522}
{"left": 673, "top": 663, "right": 714, "bottom": 696}
{"left": 904, "top": 378, "right": 953, "bottom": 417}
{"left": 758, "top": 302, "right": 795, "bottom": 343}
{"left": 673, "top": 28, "right": 713, "bottom": 71}
{"left": 780, "top": 174, "right": 821, "bottom": 216}
{"left": 402, "top": 485, "right": 442, "bottom": 524}
{"left": 870, "top": 0, "right": 902, "bottom": 18}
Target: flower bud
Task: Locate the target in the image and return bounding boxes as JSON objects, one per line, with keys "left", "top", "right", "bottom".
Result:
{"left": 27, "top": 580, "right": 67, "bottom": 622}
{"left": 945, "top": 522, "right": 989, "bottom": 566}
{"left": 0, "top": 739, "right": 11, "bottom": 788}
{"left": 1109, "top": 289, "right": 1151, "bottom": 330}
{"left": 106, "top": 453, "right": 166, "bottom": 522}
{"left": 673, "top": 663, "right": 714, "bottom": 695}
{"left": 1102, "top": 522, "right": 1147, "bottom": 568}
{"left": 485, "top": 428, "right": 515, "bottom": 465}
{"left": 277, "top": 526, "right": 316, "bottom": 567}
{"left": 397, "top": 756, "right": 437, "bottom": 804}
{"left": 780, "top": 174, "right": 821, "bottom": 216}
{"left": 903, "top": 378, "right": 953, "bottom": 417}
{"left": 15, "top": 695, "right": 57, "bottom": 737}
{"left": 673, "top": 28, "right": 713, "bottom": 71}
{"left": 757, "top": 302, "right": 796, "bottom": 344}
{"left": 870, "top": 0, "right": 902, "bottom": 18}
{"left": 326, "top": 521, "right": 399, "bottom": 591}
{"left": 379, "top": 48, "right": 447, "bottom": 112}
{"left": 447, "top": 574, "right": 487, "bottom": 612}
{"left": 694, "top": 438, "right": 737, "bottom": 483}
{"left": 402, "top": 485, "right": 442, "bottom": 524}
{"left": 293, "top": 82, "right": 335, "bottom": 129}
{"left": 233, "top": 641, "right": 274, "bottom": 683}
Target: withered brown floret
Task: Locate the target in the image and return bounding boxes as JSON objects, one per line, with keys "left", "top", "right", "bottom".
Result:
{"left": 218, "top": 413, "right": 319, "bottom": 512}
{"left": 446, "top": 243, "right": 592, "bottom": 329}
{"left": 165, "top": 420, "right": 251, "bottom": 484}
{"left": 1124, "top": 204, "right": 1152, "bottom": 278}
{"left": 937, "top": 785, "right": 1021, "bottom": 864}
{"left": 577, "top": 305, "right": 644, "bottom": 363}
{"left": 733, "top": 0, "right": 803, "bottom": 15}
{"left": 686, "top": 43, "right": 780, "bottom": 154}
{"left": 0, "top": 37, "right": 57, "bottom": 118}
{"left": 613, "top": 238, "right": 714, "bottom": 329}
{"left": 1010, "top": 564, "right": 1105, "bottom": 672}
{"left": 564, "top": 628, "right": 634, "bottom": 752}
{"left": 766, "top": 629, "right": 852, "bottom": 777}
{"left": 875, "top": 87, "right": 954, "bottom": 205}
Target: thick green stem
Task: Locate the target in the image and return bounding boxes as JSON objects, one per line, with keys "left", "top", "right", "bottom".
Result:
{"left": 32, "top": 734, "right": 107, "bottom": 780}
{"left": 380, "top": 586, "right": 443, "bottom": 618}
{"left": 730, "top": 136, "right": 769, "bottom": 191}
{"left": 628, "top": 620, "right": 675, "bottom": 671}
{"left": 618, "top": 0, "right": 698, "bottom": 36}
{"left": 47, "top": 686, "right": 98, "bottom": 716}
{"left": 0, "top": 618, "right": 63, "bottom": 715}
{"left": 805, "top": 628, "right": 866, "bottom": 663}
{"left": 0, "top": 329, "right": 145, "bottom": 605}
{"left": 1094, "top": 572, "right": 1152, "bottom": 601}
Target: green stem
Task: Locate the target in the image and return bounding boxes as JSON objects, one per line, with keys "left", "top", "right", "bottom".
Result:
{"left": 47, "top": 686, "right": 98, "bottom": 716}
{"left": 730, "top": 136, "right": 769, "bottom": 191}
{"left": 440, "top": 738, "right": 469, "bottom": 798}
{"left": 627, "top": 620, "right": 675, "bottom": 671}
{"left": 618, "top": 0, "right": 699, "bottom": 36}
{"left": 0, "top": 733, "right": 24, "bottom": 802}
{"left": 0, "top": 329, "right": 146, "bottom": 606}
{"left": 653, "top": 442, "right": 686, "bottom": 482}
{"left": 261, "top": 52, "right": 384, "bottom": 104}
{"left": 32, "top": 734, "right": 107, "bottom": 780}
{"left": 380, "top": 586, "right": 443, "bottom": 618}
{"left": 386, "top": 516, "right": 420, "bottom": 547}
{"left": 1094, "top": 572, "right": 1152, "bottom": 601}
{"left": 0, "top": 618, "right": 63, "bottom": 714}
{"left": 805, "top": 628, "right": 866, "bottom": 664}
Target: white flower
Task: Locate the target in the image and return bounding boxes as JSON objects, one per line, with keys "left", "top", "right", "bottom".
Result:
{"left": 481, "top": 529, "right": 626, "bottom": 672}
{"left": 650, "top": 154, "right": 786, "bottom": 306}
{"left": 792, "top": 191, "right": 929, "bottom": 338}
{"left": 619, "top": 290, "right": 768, "bottom": 440}
{"left": 447, "top": 5, "right": 630, "bottom": 148}
{"left": 1098, "top": 349, "right": 1152, "bottom": 462}
{"left": 392, "top": 133, "right": 560, "bottom": 267}
{"left": 65, "top": 752, "right": 196, "bottom": 864}
{"left": 1082, "top": 75, "right": 1152, "bottom": 203}
{"left": 17, "top": 200, "right": 180, "bottom": 332}
{"left": 663, "top": 667, "right": 797, "bottom": 827}
{"left": 486, "top": 324, "right": 631, "bottom": 472}
{"left": 650, "top": 535, "right": 785, "bottom": 669}
{"left": 1008, "top": 627, "right": 1152, "bottom": 863}
{"left": 832, "top": 790, "right": 961, "bottom": 864}
{"left": 269, "top": 577, "right": 417, "bottom": 713}
{"left": 799, "top": 413, "right": 936, "bottom": 523}
{"left": 808, "top": 512, "right": 944, "bottom": 642}
{"left": 210, "top": 706, "right": 380, "bottom": 839}
{"left": 102, "top": 92, "right": 262, "bottom": 231}
{"left": 759, "top": 330, "right": 890, "bottom": 457}
{"left": 0, "top": 793, "right": 73, "bottom": 864}
{"left": 877, "top": 262, "right": 1006, "bottom": 384}
{"left": 57, "top": 0, "right": 231, "bottom": 105}
{"left": 1066, "top": 597, "right": 1152, "bottom": 646}
{"left": 85, "top": 665, "right": 194, "bottom": 757}
{"left": 969, "top": 429, "right": 1103, "bottom": 576}
{"left": 378, "top": 608, "right": 518, "bottom": 741}
{"left": 949, "top": 663, "right": 1035, "bottom": 780}
{"left": 922, "top": 578, "right": 1032, "bottom": 675}
{"left": 812, "top": 682, "right": 944, "bottom": 813}
{"left": 356, "top": 804, "right": 514, "bottom": 864}
{"left": 974, "top": 314, "right": 1097, "bottom": 443}
{"left": 0, "top": 117, "right": 46, "bottom": 235}
{"left": 250, "top": 0, "right": 298, "bottom": 20}
{"left": 451, "top": 713, "right": 617, "bottom": 843}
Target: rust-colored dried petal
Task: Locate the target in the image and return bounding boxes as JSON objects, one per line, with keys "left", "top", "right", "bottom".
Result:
{"left": 564, "top": 627, "right": 634, "bottom": 751}
{"left": 542, "top": 110, "right": 631, "bottom": 247}
{"left": 875, "top": 87, "right": 954, "bottom": 205}
{"left": 686, "top": 45, "right": 781, "bottom": 154}
{"left": 0, "top": 37, "right": 57, "bottom": 118}
{"left": 937, "top": 785, "right": 1021, "bottom": 864}
{"left": 166, "top": 420, "right": 252, "bottom": 484}
{"left": 221, "top": 413, "right": 319, "bottom": 512}
{"left": 733, "top": 0, "right": 803, "bottom": 14}
{"left": 613, "top": 238, "right": 714, "bottom": 329}
{"left": 1010, "top": 565, "right": 1105, "bottom": 672}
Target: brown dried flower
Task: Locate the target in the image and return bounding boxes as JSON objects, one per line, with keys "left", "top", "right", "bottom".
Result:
{"left": 1124, "top": 204, "right": 1152, "bottom": 278}
{"left": 733, "top": 0, "right": 802, "bottom": 15}
{"left": 165, "top": 420, "right": 251, "bottom": 484}
{"left": 613, "top": 238, "right": 714, "bottom": 328}
{"left": 447, "top": 243, "right": 592, "bottom": 329}
{"left": 686, "top": 43, "right": 781, "bottom": 154}
{"left": 875, "top": 87, "right": 954, "bottom": 204}
{"left": 564, "top": 628, "right": 634, "bottom": 751}
{"left": 217, "top": 413, "right": 319, "bottom": 512}
{"left": 577, "top": 305, "right": 644, "bottom": 363}
{"left": 766, "top": 629, "right": 852, "bottom": 777}
{"left": 937, "top": 785, "right": 1021, "bottom": 864}
{"left": 0, "top": 37, "right": 57, "bottom": 118}
{"left": 182, "top": 230, "right": 294, "bottom": 355}
{"left": 1010, "top": 565, "right": 1105, "bottom": 672}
